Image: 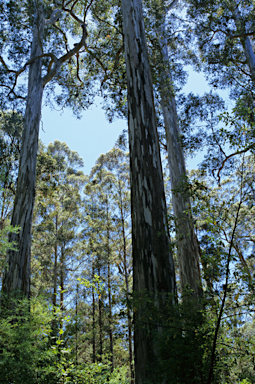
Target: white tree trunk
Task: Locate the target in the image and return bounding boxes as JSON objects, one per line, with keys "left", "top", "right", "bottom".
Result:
{"left": 159, "top": 21, "right": 202, "bottom": 300}
{"left": 234, "top": 6, "right": 255, "bottom": 84}
{"left": 2, "top": 4, "right": 87, "bottom": 303}
{"left": 122, "top": 0, "right": 176, "bottom": 382}
{"left": 2, "top": 7, "right": 44, "bottom": 299}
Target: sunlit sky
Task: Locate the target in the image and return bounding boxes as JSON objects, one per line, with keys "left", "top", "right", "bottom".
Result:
{"left": 39, "top": 68, "right": 229, "bottom": 175}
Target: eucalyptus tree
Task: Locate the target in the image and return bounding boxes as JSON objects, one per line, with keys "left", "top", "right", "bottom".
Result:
{"left": 90, "top": 145, "right": 134, "bottom": 381}
{"left": 32, "top": 141, "right": 86, "bottom": 312}
{"left": 83, "top": 171, "right": 115, "bottom": 363}
{"left": 186, "top": 0, "right": 255, "bottom": 96}
{"left": 144, "top": 0, "right": 202, "bottom": 300}
{"left": 0, "top": 112, "right": 23, "bottom": 225}
{"left": 0, "top": 0, "right": 92, "bottom": 301}
{"left": 121, "top": 0, "right": 177, "bottom": 382}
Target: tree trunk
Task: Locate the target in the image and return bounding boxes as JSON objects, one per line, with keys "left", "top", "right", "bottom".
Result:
{"left": 234, "top": 6, "right": 255, "bottom": 84}
{"left": 119, "top": 184, "right": 134, "bottom": 384}
{"left": 92, "top": 264, "right": 96, "bottom": 363}
{"left": 159, "top": 20, "right": 202, "bottom": 300}
{"left": 60, "top": 247, "right": 64, "bottom": 312}
{"left": 107, "top": 205, "right": 114, "bottom": 372}
{"left": 52, "top": 215, "right": 58, "bottom": 335}
{"left": 98, "top": 268, "right": 103, "bottom": 358}
{"left": 53, "top": 215, "right": 58, "bottom": 308}
{"left": 1, "top": 5, "right": 87, "bottom": 305}
{"left": 2, "top": 6, "right": 44, "bottom": 300}
{"left": 121, "top": 0, "right": 176, "bottom": 382}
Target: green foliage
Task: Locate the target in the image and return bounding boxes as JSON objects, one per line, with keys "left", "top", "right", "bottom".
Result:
{"left": 0, "top": 296, "right": 130, "bottom": 384}
{"left": 0, "top": 224, "right": 19, "bottom": 275}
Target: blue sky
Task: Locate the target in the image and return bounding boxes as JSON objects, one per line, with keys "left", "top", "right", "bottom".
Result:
{"left": 40, "top": 68, "right": 226, "bottom": 175}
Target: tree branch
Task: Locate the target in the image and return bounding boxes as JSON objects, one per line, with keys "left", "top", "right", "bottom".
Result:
{"left": 217, "top": 144, "right": 255, "bottom": 184}
{"left": 45, "top": 9, "right": 63, "bottom": 26}
{"left": 42, "top": 23, "right": 87, "bottom": 86}
{"left": 207, "top": 161, "right": 244, "bottom": 384}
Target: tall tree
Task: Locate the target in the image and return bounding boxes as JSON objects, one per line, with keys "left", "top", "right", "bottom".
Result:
{"left": 32, "top": 141, "right": 85, "bottom": 306}
{"left": 121, "top": 0, "right": 176, "bottom": 382}
{"left": 1, "top": 0, "right": 89, "bottom": 301}
{"left": 90, "top": 145, "right": 134, "bottom": 380}
{"left": 145, "top": 0, "right": 202, "bottom": 299}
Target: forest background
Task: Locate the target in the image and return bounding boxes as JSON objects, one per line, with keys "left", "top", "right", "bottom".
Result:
{"left": 0, "top": 0, "right": 255, "bottom": 384}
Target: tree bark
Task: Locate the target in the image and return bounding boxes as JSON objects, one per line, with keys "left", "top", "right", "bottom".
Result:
{"left": 60, "top": 247, "right": 64, "bottom": 312}
{"left": 119, "top": 180, "right": 134, "bottom": 383}
{"left": 1, "top": 4, "right": 87, "bottom": 304}
{"left": 2, "top": 6, "right": 45, "bottom": 300}
{"left": 159, "top": 20, "right": 202, "bottom": 300}
{"left": 122, "top": 0, "right": 176, "bottom": 382}
{"left": 234, "top": 6, "right": 255, "bottom": 84}
{"left": 92, "top": 263, "right": 96, "bottom": 363}
{"left": 98, "top": 268, "right": 103, "bottom": 358}
{"left": 107, "top": 205, "right": 114, "bottom": 372}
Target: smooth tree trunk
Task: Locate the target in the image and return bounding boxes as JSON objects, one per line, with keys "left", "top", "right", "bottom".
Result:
{"left": 52, "top": 215, "right": 58, "bottom": 334}
{"left": 98, "top": 268, "right": 103, "bottom": 358}
{"left": 106, "top": 205, "right": 114, "bottom": 372}
{"left": 234, "top": 6, "right": 255, "bottom": 84}
{"left": 159, "top": 20, "right": 202, "bottom": 300}
{"left": 53, "top": 215, "right": 58, "bottom": 308}
{"left": 60, "top": 247, "right": 65, "bottom": 312}
{"left": 92, "top": 264, "right": 96, "bottom": 363}
{"left": 119, "top": 180, "right": 134, "bottom": 383}
{"left": 1, "top": 3, "right": 87, "bottom": 304}
{"left": 122, "top": 0, "right": 176, "bottom": 382}
{"left": 2, "top": 7, "right": 45, "bottom": 300}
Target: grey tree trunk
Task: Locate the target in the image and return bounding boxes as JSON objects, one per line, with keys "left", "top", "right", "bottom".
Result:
{"left": 2, "top": 7, "right": 44, "bottom": 300}
{"left": 119, "top": 179, "right": 134, "bottom": 383}
{"left": 106, "top": 205, "right": 114, "bottom": 371}
{"left": 121, "top": 0, "right": 176, "bottom": 382}
{"left": 242, "top": 36, "right": 255, "bottom": 83}
{"left": 159, "top": 21, "right": 202, "bottom": 300}
{"left": 234, "top": 6, "right": 255, "bottom": 84}
{"left": 2, "top": 4, "right": 87, "bottom": 303}
{"left": 92, "top": 263, "right": 96, "bottom": 363}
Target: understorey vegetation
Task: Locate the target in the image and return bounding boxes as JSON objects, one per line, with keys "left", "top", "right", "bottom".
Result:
{"left": 0, "top": 0, "right": 255, "bottom": 383}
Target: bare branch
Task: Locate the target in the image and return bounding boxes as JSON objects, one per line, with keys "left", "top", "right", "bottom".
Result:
{"left": 61, "top": 4, "right": 84, "bottom": 24}
{"left": 42, "top": 23, "right": 87, "bottom": 86}
{"left": 53, "top": 24, "right": 70, "bottom": 52}
{"left": 92, "top": 13, "right": 123, "bottom": 36}
{"left": 0, "top": 84, "right": 26, "bottom": 100}
{"left": 45, "top": 9, "right": 63, "bottom": 26}
{"left": 217, "top": 144, "right": 255, "bottom": 184}
{"left": 0, "top": 56, "right": 16, "bottom": 73}
{"left": 166, "top": 0, "right": 178, "bottom": 12}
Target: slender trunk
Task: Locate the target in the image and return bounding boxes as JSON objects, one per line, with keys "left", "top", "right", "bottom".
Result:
{"left": 159, "top": 20, "right": 202, "bottom": 300}
{"left": 2, "top": 6, "right": 44, "bottom": 300}
{"left": 60, "top": 247, "right": 64, "bottom": 312}
{"left": 53, "top": 215, "right": 58, "bottom": 308}
{"left": 76, "top": 283, "right": 78, "bottom": 365}
{"left": 107, "top": 205, "right": 114, "bottom": 372}
{"left": 234, "top": 6, "right": 255, "bottom": 84}
{"left": 59, "top": 247, "right": 64, "bottom": 333}
{"left": 52, "top": 215, "right": 58, "bottom": 334}
{"left": 92, "top": 264, "right": 96, "bottom": 363}
{"left": 242, "top": 36, "right": 255, "bottom": 83}
{"left": 98, "top": 269, "right": 103, "bottom": 358}
{"left": 122, "top": 0, "right": 176, "bottom": 382}
{"left": 119, "top": 184, "right": 134, "bottom": 384}
{"left": 1, "top": 6, "right": 87, "bottom": 306}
